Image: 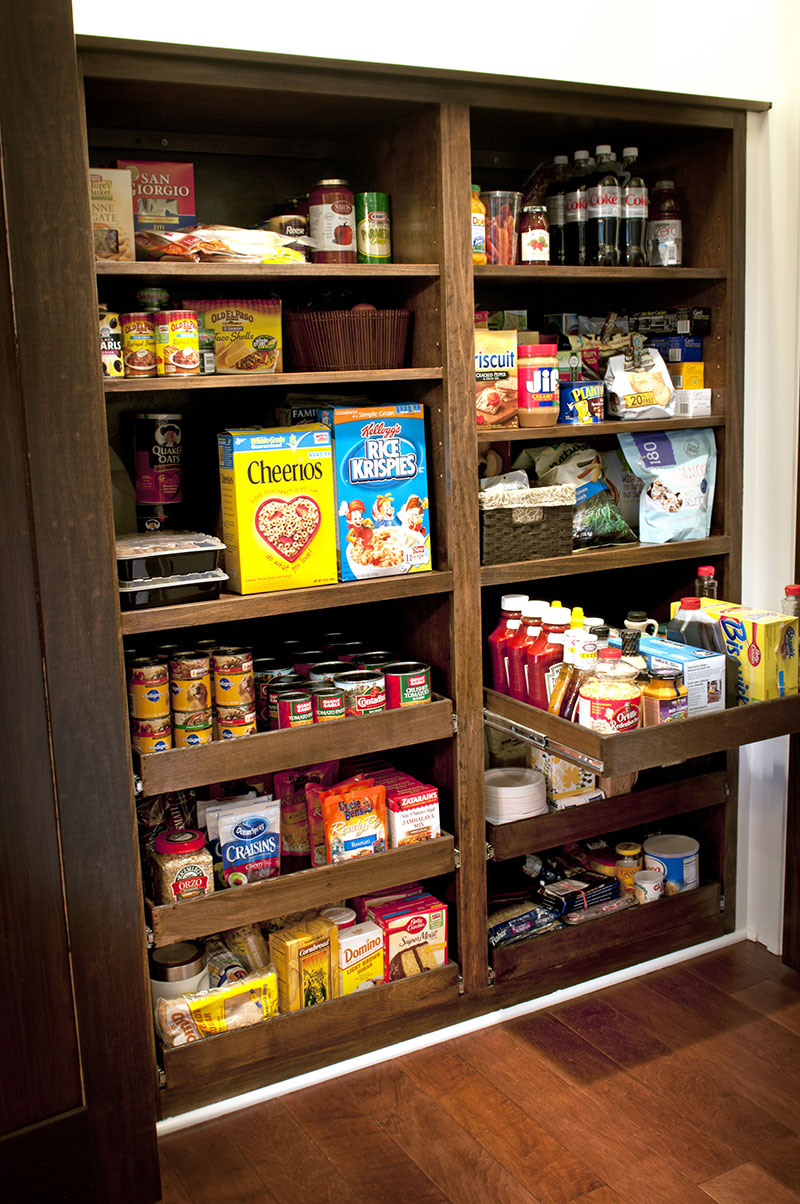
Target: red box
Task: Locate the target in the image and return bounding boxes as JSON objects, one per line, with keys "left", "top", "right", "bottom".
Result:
{"left": 116, "top": 160, "right": 196, "bottom": 234}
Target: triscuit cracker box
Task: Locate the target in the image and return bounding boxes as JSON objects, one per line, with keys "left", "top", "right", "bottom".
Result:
{"left": 89, "top": 167, "right": 135, "bottom": 261}
{"left": 317, "top": 404, "right": 432, "bottom": 582}
{"left": 671, "top": 598, "right": 798, "bottom": 702}
{"left": 217, "top": 426, "right": 337, "bottom": 594}
{"left": 475, "top": 329, "right": 519, "bottom": 429}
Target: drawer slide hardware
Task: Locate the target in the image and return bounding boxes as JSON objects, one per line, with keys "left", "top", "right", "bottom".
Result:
{"left": 483, "top": 708, "right": 605, "bottom": 774}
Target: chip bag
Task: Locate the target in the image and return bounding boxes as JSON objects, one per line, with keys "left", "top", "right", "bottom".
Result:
{"left": 617, "top": 429, "right": 717, "bottom": 544}
{"left": 604, "top": 347, "right": 675, "bottom": 420}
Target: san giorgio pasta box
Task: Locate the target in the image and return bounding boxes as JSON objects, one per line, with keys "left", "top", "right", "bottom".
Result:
{"left": 316, "top": 404, "right": 432, "bottom": 582}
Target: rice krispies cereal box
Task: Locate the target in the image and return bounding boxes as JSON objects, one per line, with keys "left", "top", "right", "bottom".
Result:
{"left": 316, "top": 405, "right": 432, "bottom": 582}
{"left": 369, "top": 893, "right": 447, "bottom": 981}
{"left": 217, "top": 426, "right": 337, "bottom": 594}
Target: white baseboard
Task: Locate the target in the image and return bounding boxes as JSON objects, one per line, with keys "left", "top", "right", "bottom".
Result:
{"left": 157, "top": 927, "right": 748, "bottom": 1136}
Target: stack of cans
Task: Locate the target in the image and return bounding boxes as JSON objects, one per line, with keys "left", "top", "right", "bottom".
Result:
{"left": 128, "top": 656, "right": 172, "bottom": 753}
{"left": 169, "top": 652, "right": 213, "bottom": 747}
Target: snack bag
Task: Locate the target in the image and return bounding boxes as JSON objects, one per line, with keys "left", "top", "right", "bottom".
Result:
{"left": 321, "top": 780, "right": 387, "bottom": 864}
{"left": 604, "top": 347, "right": 675, "bottom": 419}
{"left": 155, "top": 966, "right": 279, "bottom": 1046}
{"left": 618, "top": 429, "right": 717, "bottom": 543}
{"left": 602, "top": 446, "right": 644, "bottom": 532}
{"left": 217, "top": 798, "right": 281, "bottom": 885}
{"left": 273, "top": 761, "right": 339, "bottom": 857}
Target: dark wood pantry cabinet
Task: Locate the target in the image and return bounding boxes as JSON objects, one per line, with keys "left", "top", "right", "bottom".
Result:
{"left": 4, "top": 5, "right": 796, "bottom": 1200}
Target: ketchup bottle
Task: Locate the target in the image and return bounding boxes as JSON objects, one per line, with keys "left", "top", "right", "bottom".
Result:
{"left": 487, "top": 594, "right": 528, "bottom": 693}
{"left": 526, "top": 606, "right": 571, "bottom": 709}
{"left": 506, "top": 600, "right": 549, "bottom": 702}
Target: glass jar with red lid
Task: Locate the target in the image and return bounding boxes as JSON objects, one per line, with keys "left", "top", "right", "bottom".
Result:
{"left": 309, "top": 179, "right": 357, "bottom": 263}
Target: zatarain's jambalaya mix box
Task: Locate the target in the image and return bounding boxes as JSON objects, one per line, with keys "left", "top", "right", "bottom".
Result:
{"left": 217, "top": 426, "right": 338, "bottom": 594}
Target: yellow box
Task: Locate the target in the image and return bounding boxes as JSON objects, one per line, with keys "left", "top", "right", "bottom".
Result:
{"left": 218, "top": 426, "right": 338, "bottom": 595}
{"left": 186, "top": 299, "right": 282, "bottom": 374}
{"left": 268, "top": 914, "right": 339, "bottom": 1014}
{"left": 667, "top": 361, "right": 704, "bottom": 389}
{"left": 530, "top": 747, "right": 596, "bottom": 801}
{"left": 670, "top": 597, "right": 798, "bottom": 702}
{"left": 89, "top": 167, "right": 135, "bottom": 261}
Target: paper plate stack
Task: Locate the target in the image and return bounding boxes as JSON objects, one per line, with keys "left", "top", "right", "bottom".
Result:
{"left": 484, "top": 767, "right": 548, "bottom": 824}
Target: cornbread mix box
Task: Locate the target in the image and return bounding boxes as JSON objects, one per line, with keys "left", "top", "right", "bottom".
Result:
{"left": 268, "top": 913, "right": 339, "bottom": 1014}
{"left": 217, "top": 426, "right": 338, "bottom": 594}
{"left": 369, "top": 893, "right": 447, "bottom": 982}
{"left": 116, "top": 160, "right": 196, "bottom": 235}
{"left": 316, "top": 404, "right": 432, "bottom": 582}
{"left": 89, "top": 167, "right": 135, "bottom": 261}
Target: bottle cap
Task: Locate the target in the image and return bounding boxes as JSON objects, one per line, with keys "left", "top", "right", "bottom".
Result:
{"left": 599, "top": 648, "right": 622, "bottom": 660}
{"left": 785, "top": 585, "right": 800, "bottom": 596}
{"left": 472, "top": 184, "right": 481, "bottom": 192}
{"left": 574, "top": 150, "right": 590, "bottom": 161}
{"left": 622, "top": 147, "right": 638, "bottom": 158}
{"left": 501, "top": 594, "right": 529, "bottom": 611}
{"left": 522, "top": 600, "right": 546, "bottom": 620}
{"left": 621, "top": 630, "right": 641, "bottom": 654}
{"left": 697, "top": 565, "right": 715, "bottom": 577}
{"left": 616, "top": 842, "right": 642, "bottom": 856}
{"left": 590, "top": 625, "right": 610, "bottom": 638}
{"left": 654, "top": 179, "right": 674, "bottom": 190}
{"left": 546, "top": 607, "right": 571, "bottom": 625}
{"left": 554, "top": 155, "right": 569, "bottom": 165}
{"left": 627, "top": 610, "right": 648, "bottom": 622}
{"left": 680, "top": 597, "right": 702, "bottom": 609}
{"left": 595, "top": 144, "right": 612, "bottom": 155}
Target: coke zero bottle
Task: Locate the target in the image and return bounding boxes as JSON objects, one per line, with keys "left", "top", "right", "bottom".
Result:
{"left": 620, "top": 147, "right": 648, "bottom": 266}
{"left": 564, "top": 150, "right": 590, "bottom": 266}
{"left": 586, "top": 145, "right": 621, "bottom": 266}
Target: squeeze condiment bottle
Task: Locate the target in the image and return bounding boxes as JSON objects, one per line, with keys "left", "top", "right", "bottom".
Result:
{"left": 547, "top": 608, "right": 585, "bottom": 715}
{"left": 560, "top": 629, "right": 599, "bottom": 721}
{"left": 488, "top": 594, "right": 528, "bottom": 693}
{"left": 526, "top": 605, "right": 571, "bottom": 710}
{"left": 506, "top": 600, "right": 548, "bottom": 702}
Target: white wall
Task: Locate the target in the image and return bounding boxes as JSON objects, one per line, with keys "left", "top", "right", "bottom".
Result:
{"left": 72, "top": 0, "right": 799, "bottom": 952}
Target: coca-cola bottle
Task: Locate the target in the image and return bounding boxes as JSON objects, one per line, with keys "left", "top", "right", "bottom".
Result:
{"left": 647, "top": 179, "right": 683, "bottom": 266}
{"left": 563, "top": 150, "right": 590, "bottom": 266}
{"left": 620, "top": 146, "right": 648, "bottom": 267}
{"left": 545, "top": 155, "right": 570, "bottom": 266}
{"left": 586, "top": 145, "right": 621, "bottom": 266}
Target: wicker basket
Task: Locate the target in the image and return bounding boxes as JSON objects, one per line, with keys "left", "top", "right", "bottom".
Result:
{"left": 478, "top": 484, "right": 575, "bottom": 565}
{"left": 285, "top": 308, "right": 411, "bottom": 371}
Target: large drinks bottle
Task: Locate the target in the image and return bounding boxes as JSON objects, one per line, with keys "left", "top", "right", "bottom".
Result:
{"left": 666, "top": 596, "right": 738, "bottom": 707}
{"left": 586, "top": 145, "right": 621, "bottom": 267}
{"left": 620, "top": 147, "right": 648, "bottom": 267}
{"left": 545, "top": 155, "right": 570, "bottom": 266}
{"left": 647, "top": 179, "right": 683, "bottom": 266}
{"left": 487, "top": 594, "right": 528, "bottom": 692}
{"left": 564, "top": 150, "right": 591, "bottom": 266}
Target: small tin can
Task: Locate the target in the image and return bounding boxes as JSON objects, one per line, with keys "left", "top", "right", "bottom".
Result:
{"left": 311, "top": 686, "right": 346, "bottom": 723}
{"left": 293, "top": 649, "right": 326, "bottom": 677}
{"left": 333, "top": 668, "right": 386, "bottom": 717}
{"left": 99, "top": 306, "right": 124, "bottom": 378}
{"left": 308, "top": 660, "right": 347, "bottom": 683}
{"left": 263, "top": 675, "right": 308, "bottom": 728}
{"left": 169, "top": 653, "right": 212, "bottom": 712}
{"left": 193, "top": 638, "right": 220, "bottom": 653}
{"left": 172, "top": 710, "right": 213, "bottom": 747}
{"left": 130, "top": 715, "right": 173, "bottom": 753}
{"left": 155, "top": 309, "right": 201, "bottom": 376}
{"left": 135, "top": 287, "right": 170, "bottom": 312}
{"left": 127, "top": 656, "right": 169, "bottom": 718}
{"left": 335, "top": 641, "right": 365, "bottom": 662}
{"left": 355, "top": 650, "right": 397, "bottom": 669}
{"left": 198, "top": 328, "right": 216, "bottom": 374}
{"left": 121, "top": 312, "right": 157, "bottom": 377}
{"left": 274, "top": 690, "right": 313, "bottom": 729}
{"left": 212, "top": 647, "right": 255, "bottom": 706}
{"left": 217, "top": 702, "right": 257, "bottom": 740}
{"left": 384, "top": 661, "right": 432, "bottom": 708}
{"left": 355, "top": 192, "right": 392, "bottom": 264}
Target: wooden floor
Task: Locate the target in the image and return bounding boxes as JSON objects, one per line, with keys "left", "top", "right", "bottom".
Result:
{"left": 158, "top": 939, "right": 800, "bottom": 1204}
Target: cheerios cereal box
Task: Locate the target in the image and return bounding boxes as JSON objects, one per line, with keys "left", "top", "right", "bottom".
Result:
{"left": 316, "top": 404, "right": 432, "bottom": 582}
{"left": 217, "top": 426, "right": 338, "bottom": 594}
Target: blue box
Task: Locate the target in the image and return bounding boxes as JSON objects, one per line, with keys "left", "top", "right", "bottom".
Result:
{"left": 610, "top": 635, "right": 725, "bottom": 717}
{"left": 647, "top": 335, "right": 703, "bottom": 363}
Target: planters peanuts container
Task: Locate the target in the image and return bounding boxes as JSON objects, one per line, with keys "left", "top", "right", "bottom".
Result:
{"left": 559, "top": 379, "right": 604, "bottom": 424}
{"left": 643, "top": 834, "right": 699, "bottom": 894}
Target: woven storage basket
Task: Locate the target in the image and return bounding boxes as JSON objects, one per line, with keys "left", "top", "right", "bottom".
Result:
{"left": 285, "top": 308, "right": 411, "bottom": 371}
{"left": 478, "top": 484, "right": 575, "bottom": 565}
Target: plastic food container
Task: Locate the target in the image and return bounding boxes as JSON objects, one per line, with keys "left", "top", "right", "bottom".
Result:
{"left": 115, "top": 532, "right": 225, "bottom": 582}
{"left": 118, "top": 569, "right": 229, "bottom": 610}
{"left": 480, "top": 191, "right": 522, "bottom": 265}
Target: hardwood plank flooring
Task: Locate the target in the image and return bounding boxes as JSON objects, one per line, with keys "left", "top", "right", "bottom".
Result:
{"left": 158, "top": 941, "right": 800, "bottom": 1204}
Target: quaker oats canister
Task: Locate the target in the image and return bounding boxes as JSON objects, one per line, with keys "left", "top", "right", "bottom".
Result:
{"left": 134, "top": 413, "right": 183, "bottom": 507}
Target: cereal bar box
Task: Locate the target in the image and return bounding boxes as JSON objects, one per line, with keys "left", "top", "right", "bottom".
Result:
{"left": 116, "top": 160, "right": 196, "bottom": 234}
{"left": 217, "top": 426, "right": 337, "bottom": 594}
{"left": 89, "top": 167, "right": 135, "bottom": 261}
{"left": 316, "top": 404, "right": 432, "bottom": 582}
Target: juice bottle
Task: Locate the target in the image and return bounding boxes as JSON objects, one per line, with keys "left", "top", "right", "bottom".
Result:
{"left": 506, "top": 600, "right": 548, "bottom": 702}
{"left": 666, "top": 596, "right": 737, "bottom": 707}
{"left": 487, "top": 593, "right": 528, "bottom": 693}
{"left": 560, "top": 629, "right": 598, "bottom": 721}
{"left": 471, "top": 185, "right": 487, "bottom": 265}
{"left": 526, "top": 606, "right": 571, "bottom": 709}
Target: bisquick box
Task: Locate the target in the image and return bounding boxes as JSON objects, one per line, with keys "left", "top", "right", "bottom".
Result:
{"left": 647, "top": 335, "right": 703, "bottom": 363}
{"left": 610, "top": 635, "right": 725, "bottom": 716}
{"left": 369, "top": 893, "right": 447, "bottom": 982}
{"left": 673, "top": 388, "right": 712, "bottom": 417}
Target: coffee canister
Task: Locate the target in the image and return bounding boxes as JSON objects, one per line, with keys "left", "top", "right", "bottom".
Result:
{"left": 643, "top": 834, "right": 699, "bottom": 894}
{"left": 149, "top": 941, "right": 209, "bottom": 1007}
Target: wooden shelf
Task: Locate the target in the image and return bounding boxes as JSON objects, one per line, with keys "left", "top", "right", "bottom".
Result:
{"left": 135, "top": 695, "right": 454, "bottom": 794}
{"left": 484, "top": 688, "right": 800, "bottom": 778}
{"left": 159, "top": 962, "right": 460, "bottom": 1117}
{"left": 487, "top": 771, "right": 727, "bottom": 861}
{"left": 478, "top": 415, "right": 725, "bottom": 443}
{"left": 490, "top": 882, "right": 723, "bottom": 986}
{"left": 474, "top": 265, "right": 727, "bottom": 283}
{"left": 104, "top": 367, "right": 444, "bottom": 392}
{"left": 96, "top": 261, "right": 441, "bottom": 280}
{"left": 480, "top": 536, "right": 732, "bottom": 586}
{"left": 147, "top": 834, "right": 455, "bottom": 946}
{"left": 120, "top": 570, "right": 455, "bottom": 634}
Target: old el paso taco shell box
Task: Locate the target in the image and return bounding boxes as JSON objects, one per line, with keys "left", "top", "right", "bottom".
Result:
{"left": 317, "top": 404, "right": 432, "bottom": 582}
{"left": 217, "top": 426, "right": 338, "bottom": 594}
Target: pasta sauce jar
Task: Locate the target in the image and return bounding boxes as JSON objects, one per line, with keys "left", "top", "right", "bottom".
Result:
{"left": 309, "top": 179, "right": 356, "bottom": 263}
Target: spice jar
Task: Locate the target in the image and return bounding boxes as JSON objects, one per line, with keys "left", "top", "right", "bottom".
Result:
{"left": 615, "top": 841, "right": 643, "bottom": 894}
{"left": 577, "top": 647, "right": 642, "bottom": 732}
{"left": 308, "top": 178, "right": 356, "bottom": 263}
{"left": 517, "top": 344, "right": 559, "bottom": 428}
{"left": 641, "top": 668, "right": 688, "bottom": 726}
{"left": 518, "top": 204, "right": 550, "bottom": 263}
{"left": 149, "top": 830, "right": 214, "bottom": 904}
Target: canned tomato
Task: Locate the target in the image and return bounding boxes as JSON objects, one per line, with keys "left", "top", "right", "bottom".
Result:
{"left": 309, "top": 178, "right": 356, "bottom": 264}
{"left": 333, "top": 669, "right": 386, "bottom": 717}
{"left": 263, "top": 675, "right": 308, "bottom": 727}
{"left": 127, "top": 657, "right": 169, "bottom": 718}
{"left": 212, "top": 647, "right": 255, "bottom": 706}
{"left": 172, "top": 709, "right": 213, "bottom": 747}
{"left": 130, "top": 715, "right": 172, "bottom": 753}
{"left": 169, "top": 653, "right": 211, "bottom": 712}
{"left": 356, "top": 192, "right": 392, "bottom": 264}
{"left": 274, "top": 690, "right": 313, "bottom": 729}
{"left": 293, "top": 649, "right": 326, "bottom": 677}
{"left": 121, "top": 312, "right": 157, "bottom": 377}
{"left": 99, "top": 306, "right": 123, "bottom": 378}
{"left": 308, "top": 660, "right": 346, "bottom": 683}
{"left": 384, "top": 661, "right": 432, "bottom": 708}
{"left": 311, "top": 686, "right": 346, "bottom": 723}
{"left": 135, "top": 413, "right": 183, "bottom": 507}
{"left": 335, "top": 641, "right": 365, "bottom": 662}
{"left": 355, "top": 650, "right": 397, "bottom": 669}
{"left": 155, "top": 309, "right": 201, "bottom": 376}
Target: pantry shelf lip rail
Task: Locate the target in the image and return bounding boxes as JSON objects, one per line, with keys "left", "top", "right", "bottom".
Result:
{"left": 478, "top": 415, "right": 726, "bottom": 443}
{"left": 119, "top": 570, "right": 455, "bottom": 634}
{"left": 479, "top": 535, "right": 733, "bottom": 586}
{"left": 104, "top": 367, "right": 444, "bottom": 392}
{"left": 483, "top": 707, "right": 605, "bottom": 774}
{"left": 473, "top": 265, "right": 727, "bottom": 282}
{"left": 135, "top": 694, "right": 455, "bottom": 794}
{"left": 95, "top": 261, "right": 441, "bottom": 279}
{"left": 146, "top": 834, "right": 456, "bottom": 947}
{"left": 484, "top": 688, "right": 800, "bottom": 778}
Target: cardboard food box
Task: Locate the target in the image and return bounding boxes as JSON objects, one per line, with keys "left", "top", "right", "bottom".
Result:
{"left": 475, "top": 329, "right": 519, "bottom": 429}
{"left": 317, "top": 404, "right": 432, "bottom": 582}
{"left": 667, "top": 362, "right": 705, "bottom": 390}
{"left": 673, "top": 388, "right": 712, "bottom": 417}
{"left": 268, "top": 914, "right": 339, "bottom": 1014}
{"left": 185, "top": 299, "right": 282, "bottom": 374}
{"left": 116, "top": 159, "right": 196, "bottom": 234}
{"left": 611, "top": 635, "right": 726, "bottom": 716}
{"left": 89, "top": 167, "right": 135, "bottom": 261}
{"left": 338, "top": 921, "right": 385, "bottom": 995}
{"left": 647, "top": 335, "right": 703, "bottom": 362}
{"left": 369, "top": 893, "right": 447, "bottom": 982}
{"left": 386, "top": 783, "right": 440, "bottom": 848}
{"left": 217, "top": 425, "right": 338, "bottom": 594}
